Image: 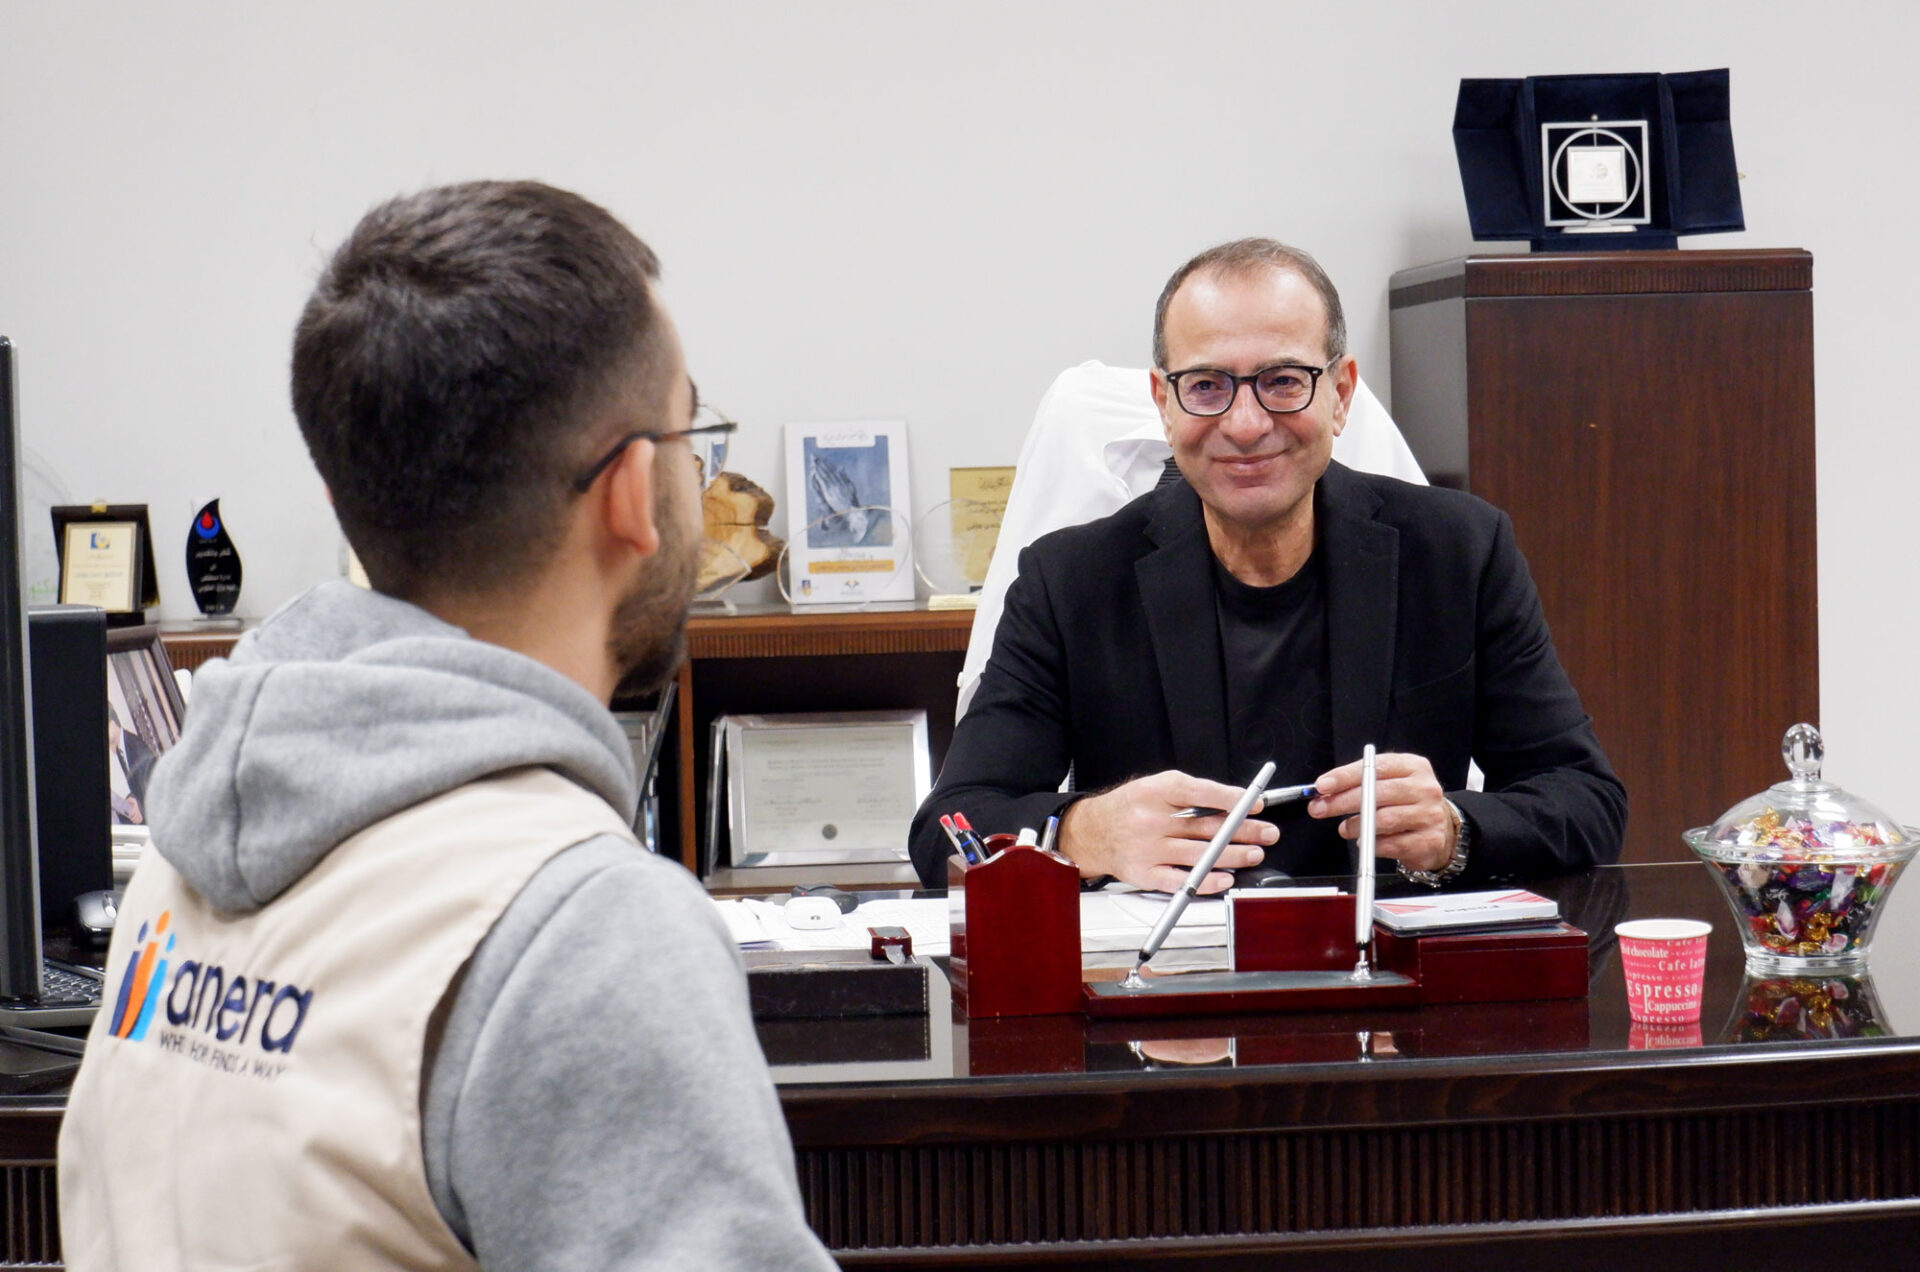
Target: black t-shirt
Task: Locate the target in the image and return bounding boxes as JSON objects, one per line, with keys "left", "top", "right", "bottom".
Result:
{"left": 1212, "top": 552, "right": 1344, "bottom": 876}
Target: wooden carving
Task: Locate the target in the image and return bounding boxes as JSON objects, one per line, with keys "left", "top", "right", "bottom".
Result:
{"left": 699, "top": 471, "right": 783, "bottom": 591}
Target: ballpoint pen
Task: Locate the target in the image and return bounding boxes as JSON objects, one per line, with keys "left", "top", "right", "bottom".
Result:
{"left": 1121, "top": 760, "right": 1276, "bottom": 991}
{"left": 939, "top": 814, "right": 978, "bottom": 865}
{"left": 1170, "top": 783, "right": 1318, "bottom": 819}
{"left": 1351, "top": 745, "right": 1377, "bottom": 983}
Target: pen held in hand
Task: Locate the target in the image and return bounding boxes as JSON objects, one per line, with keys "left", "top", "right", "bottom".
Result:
{"left": 1170, "top": 783, "right": 1317, "bottom": 820}
{"left": 1124, "top": 760, "right": 1277, "bottom": 989}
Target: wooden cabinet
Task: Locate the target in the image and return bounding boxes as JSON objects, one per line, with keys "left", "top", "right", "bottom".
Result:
{"left": 1388, "top": 250, "right": 1818, "bottom": 862}
{"left": 662, "top": 603, "right": 972, "bottom": 875}
{"left": 165, "top": 606, "right": 975, "bottom": 880}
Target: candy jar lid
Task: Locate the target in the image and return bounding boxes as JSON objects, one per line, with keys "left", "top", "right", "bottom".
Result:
{"left": 1696, "top": 724, "right": 1908, "bottom": 857}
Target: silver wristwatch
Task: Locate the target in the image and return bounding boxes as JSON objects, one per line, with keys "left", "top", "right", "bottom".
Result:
{"left": 1399, "top": 798, "right": 1472, "bottom": 887}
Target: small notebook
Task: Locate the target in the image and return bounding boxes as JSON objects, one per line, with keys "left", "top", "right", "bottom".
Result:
{"left": 1372, "top": 889, "right": 1559, "bottom": 933}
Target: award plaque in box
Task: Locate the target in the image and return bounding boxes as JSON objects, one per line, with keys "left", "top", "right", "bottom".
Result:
{"left": 52, "top": 504, "right": 159, "bottom": 624}
{"left": 718, "top": 710, "right": 929, "bottom": 867}
{"left": 1453, "top": 68, "right": 1744, "bottom": 251}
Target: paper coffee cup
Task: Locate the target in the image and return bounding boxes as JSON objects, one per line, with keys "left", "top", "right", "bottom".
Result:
{"left": 1616, "top": 918, "right": 1711, "bottom": 1024}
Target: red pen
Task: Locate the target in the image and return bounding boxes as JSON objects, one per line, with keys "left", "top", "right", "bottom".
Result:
{"left": 939, "top": 814, "right": 980, "bottom": 865}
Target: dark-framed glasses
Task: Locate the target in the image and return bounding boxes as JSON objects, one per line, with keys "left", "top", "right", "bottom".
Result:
{"left": 571, "top": 402, "right": 738, "bottom": 494}
{"left": 1164, "top": 363, "right": 1333, "bottom": 417}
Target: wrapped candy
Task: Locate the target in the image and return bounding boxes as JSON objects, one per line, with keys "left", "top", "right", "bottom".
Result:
{"left": 1686, "top": 725, "right": 1915, "bottom": 974}
{"left": 1733, "top": 975, "right": 1889, "bottom": 1044}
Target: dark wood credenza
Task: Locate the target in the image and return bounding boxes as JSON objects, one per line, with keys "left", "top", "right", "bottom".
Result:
{"left": 1389, "top": 250, "right": 1819, "bottom": 863}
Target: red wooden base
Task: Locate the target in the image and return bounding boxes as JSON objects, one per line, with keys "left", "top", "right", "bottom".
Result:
{"left": 948, "top": 847, "right": 1082, "bottom": 1018}
{"left": 1082, "top": 966, "right": 1421, "bottom": 1019}
{"left": 1081, "top": 922, "right": 1590, "bottom": 1018}
{"left": 1374, "top": 921, "right": 1589, "bottom": 1003}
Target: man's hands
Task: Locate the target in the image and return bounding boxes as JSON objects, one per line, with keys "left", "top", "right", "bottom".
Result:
{"left": 1310, "top": 751, "right": 1456, "bottom": 873}
{"left": 1057, "top": 771, "right": 1276, "bottom": 894}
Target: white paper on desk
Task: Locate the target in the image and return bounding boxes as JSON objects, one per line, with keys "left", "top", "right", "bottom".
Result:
{"left": 711, "top": 896, "right": 952, "bottom": 957}
{"left": 1079, "top": 893, "right": 1229, "bottom": 952}
{"left": 713, "top": 898, "right": 777, "bottom": 948}
{"left": 850, "top": 897, "right": 951, "bottom": 957}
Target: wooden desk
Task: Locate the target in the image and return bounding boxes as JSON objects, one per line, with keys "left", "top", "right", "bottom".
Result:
{"left": 770, "top": 862, "right": 1920, "bottom": 1267}
{"left": 3, "top": 863, "right": 1918, "bottom": 1267}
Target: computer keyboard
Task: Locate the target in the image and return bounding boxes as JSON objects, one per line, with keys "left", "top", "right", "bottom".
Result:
{"left": 0, "top": 959, "right": 105, "bottom": 1028}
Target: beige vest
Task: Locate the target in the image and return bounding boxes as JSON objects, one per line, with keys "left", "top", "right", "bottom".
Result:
{"left": 59, "top": 767, "right": 636, "bottom": 1272}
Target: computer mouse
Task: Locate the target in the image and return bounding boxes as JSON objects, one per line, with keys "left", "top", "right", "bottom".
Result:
{"left": 74, "top": 889, "right": 120, "bottom": 939}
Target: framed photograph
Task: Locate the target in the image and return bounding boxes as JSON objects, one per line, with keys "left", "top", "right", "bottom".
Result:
{"left": 105, "top": 625, "right": 187, "bottom": 827}
{"left": 720, "top": 710, "right": 929, "bottom": 867}
{"left": 52, "top": 503, "right": 160, "bottom": 619}
{"left": 784, "top": 420, "right": 914, "bottom": 605}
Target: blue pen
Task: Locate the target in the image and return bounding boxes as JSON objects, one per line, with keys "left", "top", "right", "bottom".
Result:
{"left": 1171, "top": 783, "right": 1318, "bottom": 819}
{"left": 939, "top": 814, "right": 978, "bottom": 865}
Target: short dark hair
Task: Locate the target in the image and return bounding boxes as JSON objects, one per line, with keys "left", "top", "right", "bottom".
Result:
{"left": 1151, "top": 238, "right": 1347, "bottom": 370}
{"left": 292, "top": 180, "right": 665, "bottom": 598}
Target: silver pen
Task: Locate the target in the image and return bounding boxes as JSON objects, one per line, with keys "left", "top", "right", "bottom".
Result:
{"left": 1170, "top": 783, "right": 1317, "bottom": 819}
{"left": 1351, "top": 745, "right": 1377, "bottom": 983}
{"left": 1121, "top": 761, "right": 1276, "bottom": 990}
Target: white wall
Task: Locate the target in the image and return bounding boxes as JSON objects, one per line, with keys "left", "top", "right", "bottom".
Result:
{"left": 4, "top": 1, "right": 1917, "bottom": 813}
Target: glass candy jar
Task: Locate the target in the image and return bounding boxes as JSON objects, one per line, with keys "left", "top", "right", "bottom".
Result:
{"left": 1684, "top": 724, "right": 1916, "bottom": 974}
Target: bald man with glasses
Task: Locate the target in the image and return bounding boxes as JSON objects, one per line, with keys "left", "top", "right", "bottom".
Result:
{"left": 909, "top": 238, "right": 1625, "bottom": 896}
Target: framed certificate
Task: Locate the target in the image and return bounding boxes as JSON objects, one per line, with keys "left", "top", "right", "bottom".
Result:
{"left": 784, "top": 420, "right": 915, "bottom": 606}
{"left": 60, "top": 520, "right": 138, "bottom": 611}
{"left": 52, "top": 504, "right": 159, "bottom": 618}
{"left": 721, "top": 710, "right": 930, "bottom": 867}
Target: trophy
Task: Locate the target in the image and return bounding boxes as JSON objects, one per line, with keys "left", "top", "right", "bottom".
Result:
{"left": 185, "top": 499, "right": 243, "bottom": 624}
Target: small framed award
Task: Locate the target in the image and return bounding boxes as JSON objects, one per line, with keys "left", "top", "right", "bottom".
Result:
{"left": 52, "top": 504, "right": 159, "bottom": 621}
{"left": 718, "top": 710, "right": 930, "bottom": 867}
{"left": 783, "top": 420, "right": 915, "bottom": 606}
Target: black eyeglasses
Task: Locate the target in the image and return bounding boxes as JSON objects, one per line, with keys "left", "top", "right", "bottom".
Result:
{"left": 1163, "top": 363, "right": 1333, "bottom": 417}
{"left": 571, "top": 402, "right": 738, "bottom": 493}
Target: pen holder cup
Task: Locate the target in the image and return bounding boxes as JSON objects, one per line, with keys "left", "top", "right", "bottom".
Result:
{"left": 948, "top": 842, "right": 1082, "bottom": 1018}
{"left": 1228, "top": 892, "right": 1358, "bottom": 972}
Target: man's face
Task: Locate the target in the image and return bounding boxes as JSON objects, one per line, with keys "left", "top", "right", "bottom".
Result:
{"left": 1150, "top": 266, "right": 1356, "bottom": 540}
{"left": 609, "top": 307, "right": 703, "bottom": 697}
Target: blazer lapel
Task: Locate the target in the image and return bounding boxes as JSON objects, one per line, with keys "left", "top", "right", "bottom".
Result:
{"left": 1135, "top": 483, "right": 1232, "bottom": 779}
{"left": 1318, "top": 464, "right": 1399, "bottom": 766}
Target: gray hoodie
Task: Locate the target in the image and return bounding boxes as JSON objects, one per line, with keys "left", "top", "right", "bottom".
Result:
{"left": 147, "top": 581, "right": 837, "bottom": 1271}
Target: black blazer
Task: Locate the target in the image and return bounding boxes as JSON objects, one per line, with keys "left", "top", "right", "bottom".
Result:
{"left": 910, "top": 462, "right": 1626, "bottom": 887}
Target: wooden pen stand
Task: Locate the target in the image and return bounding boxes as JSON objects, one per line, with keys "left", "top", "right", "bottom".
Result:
{"left": 947, "top": 845, "right": 1081, "bottom": 1018}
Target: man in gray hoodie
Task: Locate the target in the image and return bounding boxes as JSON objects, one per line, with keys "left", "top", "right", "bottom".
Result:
{"left": 59, "top": 181, "right": 838, "bottom": 1271}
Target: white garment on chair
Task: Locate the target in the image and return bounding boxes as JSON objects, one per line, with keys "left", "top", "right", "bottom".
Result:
{"left": 958, "top": 361, "right": 1425, "bottom": 720}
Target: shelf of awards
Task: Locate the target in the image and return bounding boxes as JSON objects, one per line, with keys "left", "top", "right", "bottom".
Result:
{"left": 158, "top": 623, "right": 246, "bottom": 673}
{"left": 158, "top": 603, "right": 977, "bottom": 880}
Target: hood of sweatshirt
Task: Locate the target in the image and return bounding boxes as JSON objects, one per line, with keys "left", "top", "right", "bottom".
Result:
{"left": 145, "top": 581, "right": 638, "bottom": 913}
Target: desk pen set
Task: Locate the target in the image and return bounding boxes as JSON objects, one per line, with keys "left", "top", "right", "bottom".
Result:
{"left": 946, "top": 747, "right": 1589, "bottom": 1020}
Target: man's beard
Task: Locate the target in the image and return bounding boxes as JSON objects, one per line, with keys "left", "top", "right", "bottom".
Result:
{"left": 608, "top": 476, "right": 700, "bottom": 699}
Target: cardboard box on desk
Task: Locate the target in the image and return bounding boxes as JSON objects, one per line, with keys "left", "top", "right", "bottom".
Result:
{"left": 947, "top": 844, "right": 1081, "bottom": 1018}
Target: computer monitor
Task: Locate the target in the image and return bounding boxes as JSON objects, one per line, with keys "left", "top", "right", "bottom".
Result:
{"left": 0, "top": 338, "right": 105, "bottom": 1028}
{"left": 29, "top": 605, "right": 111, "bottom": 926}
{"left": 0, "top": 337, "right": 46, "bottom": 1001}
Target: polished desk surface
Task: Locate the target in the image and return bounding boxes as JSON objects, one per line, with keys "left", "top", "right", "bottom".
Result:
{"left": 7, "top": 861, "right": 1920, "bottom": 1269}
{"left": 756, "top": 860, "right": 1920, "bottom": 1267}
{"left": 763, "top": 861, "right": 1920, "bottom": 1084}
